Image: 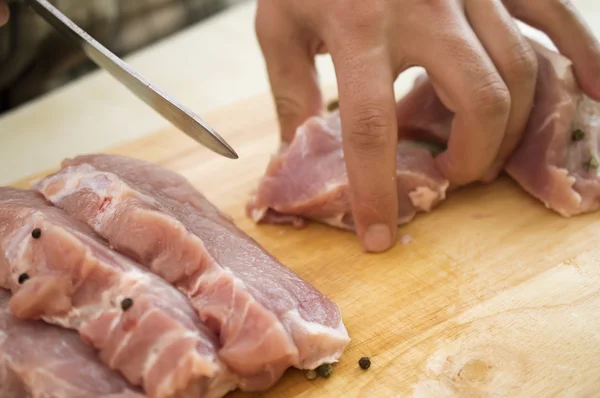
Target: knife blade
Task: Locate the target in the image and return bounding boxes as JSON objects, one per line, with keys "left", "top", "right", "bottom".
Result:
{"left": 12, "top": 0, "right": 238, "bottom": 159}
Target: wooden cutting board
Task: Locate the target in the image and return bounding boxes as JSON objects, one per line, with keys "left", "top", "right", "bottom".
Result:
{"left": 14, "top": 91, "right": 600, "bottom": 398}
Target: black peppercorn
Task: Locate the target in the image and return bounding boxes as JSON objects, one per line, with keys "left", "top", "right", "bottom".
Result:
{"left": 121, "top": 298, "right": 134, "bottom": 311}
{"left": 18, "top": 273, "right": 29, "bottom": 284}
{"left": 572, "top": 129, "right": 585, "bottom": 142}
{"left": 316, "top": 363, "right": 333, "bottom": 378}
{"left": 31, "top": 228, "right": 42, "bottom": 239}
{"left": 358, "top": 357, "right": 371, "bottom": 370}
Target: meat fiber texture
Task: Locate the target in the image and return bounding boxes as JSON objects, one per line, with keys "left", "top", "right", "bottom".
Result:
{"left": 247, "top": 41, "right": 600, "bottom": 230}
{"left": 246, "top": 110, "right": 449, "bottom": 231}
{"left": 0, "top": 289, "right": 145, "bottom": 398}
{"left": 0, "top": 188, "right": 236, "bottom": 398}
{"left": 34, "top": 154, "right": 351, "bottom": 392}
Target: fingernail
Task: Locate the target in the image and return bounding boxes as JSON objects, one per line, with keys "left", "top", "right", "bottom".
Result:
{"left": 363, "top": 224, "right": 392, "bottom": 253}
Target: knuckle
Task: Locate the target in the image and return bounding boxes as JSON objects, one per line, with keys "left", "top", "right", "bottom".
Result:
{"left": 333, "top": 0, "right": 384, "bottom": 33}
{"left": 347, "top": 106, "right": 392, "bottom": 150}
{"left": 274, "top": 95, "right": 304, "bottom": 125}
{"left": 470, "top": 77, "right": 511, "bottom": 119}
{"left": 504, "top": 42, "right": 539, "bottom": 86}
{"left": 552, "top": 0, "right": 576, "bottom": 16}
{"left": 420, "top": 0, "right": 452, "bottom": 13}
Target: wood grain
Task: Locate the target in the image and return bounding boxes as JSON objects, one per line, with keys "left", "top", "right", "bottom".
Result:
{"left": 14, "top": 90, "right": 600, "bottom": 398}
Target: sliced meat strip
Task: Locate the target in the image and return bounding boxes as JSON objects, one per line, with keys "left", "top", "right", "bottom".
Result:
{"left": 0, "top": 289, "right": 145, "bottom": 398}
{"left": 0, "top": 188, "right": 237, "bottom": 398}
{"left": 34, "top": 154, "right": 351, "bottom": 392}
{"left": 246, "top": 110, "right": 449, "bottom": 231}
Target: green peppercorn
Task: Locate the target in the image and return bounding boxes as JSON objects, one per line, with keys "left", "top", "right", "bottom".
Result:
{"left": 304, "top": 369, "right": 317, "bottom": 380}
{"left": 326, "top": 98, "right": 339, "bottom": 112}
{"left": 316, "top": 363, "right": 333, "bottom": 378}
{"left": 584, "top": 155, "right": 599, "bottom": 171}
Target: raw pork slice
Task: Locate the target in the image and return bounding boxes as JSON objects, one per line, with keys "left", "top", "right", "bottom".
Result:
{"left": 35, "top": 154, "right": 350, "bottom": 392}
{"left": 246, "top": 109, "right": 449, "bottom": 231}
{"left": 0, "top": 289, "right": 145, "bottom": 398}
{"left": 505, "top": 41, "right": 600, "bottom": 216}
{"left": 0, "top": 188, "right": 236, "bottom": 398}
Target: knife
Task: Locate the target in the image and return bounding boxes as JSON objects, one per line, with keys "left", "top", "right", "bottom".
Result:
{"left": 8, "top": 0, "right": 238, "bottom": 159}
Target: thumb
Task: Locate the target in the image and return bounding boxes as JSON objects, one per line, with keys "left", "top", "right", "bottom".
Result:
{"left": 255, "top": 6, "right": 322, "bottom": 142}
{"left": 0, "top": 1, "right": 9, "bottom": 27}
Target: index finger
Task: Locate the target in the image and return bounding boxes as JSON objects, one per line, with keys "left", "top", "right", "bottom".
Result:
{"left": 331, "top": 45, "right": 399, "bottom": 253}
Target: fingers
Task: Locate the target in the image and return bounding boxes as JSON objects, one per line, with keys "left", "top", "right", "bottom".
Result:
{"left": 255, "top": 2, "right": 323, "bottom": 143}
{"left": 331, "top": 44, "right": 398, "bottom": 253}
{"left": 0, "top": 1, "right": 9, "bottom": 27}
{"left": 503, "top": 0, "right": 600, "bottom": 100}
{"left": 465, "top": 0, "right": 538, "bottom": 181}
{"left": 416, "top": 11, "right": 510, "bottom": 186}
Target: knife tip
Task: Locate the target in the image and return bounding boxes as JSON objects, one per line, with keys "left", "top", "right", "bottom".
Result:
{"left": 219, "top": 143, "right": 239, "bottom": 159}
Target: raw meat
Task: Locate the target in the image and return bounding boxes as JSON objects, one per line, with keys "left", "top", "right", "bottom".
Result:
{"left": 0, "top": 188, "right": 236, "bottom": 398}
{"left": 0, "top": 289, "right": 145, "bottom": 398}
{"left": 246, "top": 108, "right": 449, "bottom": 231}
{"left": 34, "top": 154, "right": 351, "bottom": 392}
{"left": 247, "top": 41, "right": 600, "bottom": 229}
{"left": 505, "top": 41, "right": 600, "bottom": 216}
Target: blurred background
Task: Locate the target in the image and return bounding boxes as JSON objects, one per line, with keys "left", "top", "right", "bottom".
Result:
{"left": 0, "top": 0, "right": 244, "bottom": 113}
{"left": 0, "top": 0, "right": 598, "bottom": 184}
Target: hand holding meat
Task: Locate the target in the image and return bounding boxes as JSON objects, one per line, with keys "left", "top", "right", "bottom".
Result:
{"left": 255, "top": 0, "right": 600, "bottom": 253}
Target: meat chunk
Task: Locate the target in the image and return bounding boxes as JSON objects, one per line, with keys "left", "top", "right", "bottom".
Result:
{"left": 247, "top": 41, "right": 600, "bottom": 229}
{"left": 0, "top": 289, "right": 145, "bottom": 398}
{"left": 246, "top": 111, "right": 449, "bottom": 230}
{"left": 34, "top": 154, "right": 350, "bottom": 392}
{"left": 505, "top": 41, "right": 600, "bottom": 216}
{"left": 0, "top": 188, "right": 236, "bottom": 398}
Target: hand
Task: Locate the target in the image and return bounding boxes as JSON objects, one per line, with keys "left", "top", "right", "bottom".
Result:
{"left": 255, "top": 0, "right": 600, "bottom": 253}
{"left": 0, "top": 1, "right": 8, "bottom": 27}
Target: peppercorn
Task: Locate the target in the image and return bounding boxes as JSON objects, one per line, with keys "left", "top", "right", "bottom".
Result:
{"left": 358, "top": 357, "right": 371, "bottom": 370}
{"left": 304, "top": 369, "right": 317, "bottom": 380}
{"left": 31, "top": 228, "right": 42, "bottom": 239}
{"left": 121, "top": 298, "right": 134, "bottom": 311}
{"left": 326, "top": 98, "right": 339, "bottom": 112}
{"left": 572, "top": 129, "right": 585, "bottom": 142}
{"left": 18, "top": 273, "right": 29, "bottom": 284}
{"left": 316, "top": 363, "right": 333, "bottom": 378}
{"left": 584, "top": 155, "right": 599, "bottom": 171}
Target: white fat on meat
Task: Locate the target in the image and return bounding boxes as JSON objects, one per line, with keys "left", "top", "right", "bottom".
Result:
{"left": 34, "top": 154, "right": 350, "bottom": 393}
{"left": 0, "top": 289, "right": 146, "bottom": 398}
{"left": 0, "top": 188, "right": 237, "bottom": 398}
